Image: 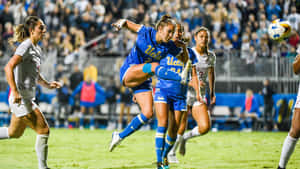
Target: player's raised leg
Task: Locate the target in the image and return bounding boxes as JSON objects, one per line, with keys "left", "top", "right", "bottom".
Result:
{"left": 179, "top": 104, "right": 211, "bottom": 156}
{"left": 109, "top": 91, "right": 153, "bottom": 152}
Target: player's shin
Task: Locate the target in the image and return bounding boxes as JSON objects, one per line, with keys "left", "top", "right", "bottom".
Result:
{"left": 155, "top": 126, "right": 167, "bottom": 163}
{"left": 279, "top": 134, "right": 298, "bottom": 168}
{"left": 162, "top": 134, "right": 177, "bottom": 158}
{"left": 183, "top": 126, "right": 201, "bottom": 140}
{"left": 119, "top": 113, "right": 149, "bottom": 139}
{"left": 169, "top": 134, "right": 183, "bottom": 155}
{"left": 35, "top": 134, "right": 49, "bottom": 169}
{"left": 0, "top": 127, "right": 9, "bottom": 139}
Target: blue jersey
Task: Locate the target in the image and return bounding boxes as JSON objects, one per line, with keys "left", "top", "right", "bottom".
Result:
{"left": 124, "top": 26, "right": 182, "bottom": 66}
{"left": 120, "top": 26, "right": 182, "bottom": 94}
{"left": 155, "top": 48, "right": 197, "bottom": 97}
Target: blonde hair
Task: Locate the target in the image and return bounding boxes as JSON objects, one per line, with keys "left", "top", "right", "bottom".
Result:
{"left": 155, "top": 14, "right": 176, "bottom": 30}
{"left": 9, "top": 16, "right": 40, "bottom": 46}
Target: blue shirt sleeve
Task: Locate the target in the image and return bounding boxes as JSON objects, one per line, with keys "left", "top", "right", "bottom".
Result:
{"left": 137, "top": 25, "right": 148, "bottom": 35}
{"left": 95, "top": 83, "right": 106, "bottom": 97}
{"left": 188, "top": 48, "right": 197, "bottom": 64}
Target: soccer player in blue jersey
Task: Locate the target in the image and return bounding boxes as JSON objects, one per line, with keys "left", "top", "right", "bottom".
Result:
{"left": 154, "top": 23, "right": 196, "bottom": 169}
{"left": 109, "top": 15, "right": 190, "bottom": 152}
{"left": 167, "top": 27, "right": 216, "bottom": 163}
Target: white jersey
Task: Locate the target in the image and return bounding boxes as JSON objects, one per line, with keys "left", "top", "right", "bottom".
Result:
{"left": 187, "top": 48, "right": 216, "bottom": 106}
{"left": 14, "top": 38, "right": 43, "bottom": 98}
{"left": 192, "top": 48, "right": 216, "bottom": 97}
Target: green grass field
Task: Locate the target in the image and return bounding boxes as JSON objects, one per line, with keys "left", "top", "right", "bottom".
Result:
{"left": 0, "top": 129, "right": 299, "bottom": 169}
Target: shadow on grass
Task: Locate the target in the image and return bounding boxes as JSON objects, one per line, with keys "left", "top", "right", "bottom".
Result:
{"left": 101, "top": 164, "right": 154, "bottom": 169}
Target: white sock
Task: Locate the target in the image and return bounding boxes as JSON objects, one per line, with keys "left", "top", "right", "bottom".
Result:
{"left": 279, "top": 134, "right": 298, "bottom": 168}
{"left": 35, "top": 134, "right": 49, "bottom": 169}
{"left": 0, "top": 127, "right": 9, "bottom": 139}
{"left": 183, "top": 127, "right": 200, "bottom": 140}
{"left": 169, "top": 134, "right": 183, "bottom": 155}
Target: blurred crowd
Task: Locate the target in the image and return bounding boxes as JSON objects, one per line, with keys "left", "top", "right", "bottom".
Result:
{"left": 0, "top": 0, "right": 299, "bottom": 60}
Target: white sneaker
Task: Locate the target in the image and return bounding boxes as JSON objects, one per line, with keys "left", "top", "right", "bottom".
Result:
{"left": 167, "top": 153, "right": 179, "bottom": 163}
{"left": 79, "top": 126, "right": 84, "bottom": 130}
{"left": 180, "top": 60, "right": 192, "bottom": 84}
{"left": 90, "top": 125, "right": 95, "bottom": 130}
{"left": 179, "top": 138, "right": 186, "bottom": 156}
{"left": 109, "top": 131, "right": 122, "bottom": 152}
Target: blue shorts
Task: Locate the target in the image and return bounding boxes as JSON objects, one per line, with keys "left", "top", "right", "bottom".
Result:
{"left": 154, "top": 88, "right": 187, "bottom": 111}
{"left": 120, "top": 63, "right": 152, "bottom": 94}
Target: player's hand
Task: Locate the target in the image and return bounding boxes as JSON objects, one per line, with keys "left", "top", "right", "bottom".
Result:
{"left": 111, "top": 19, "right": 126, "bottom": 31}
{"left": 49, "top": 81, "right": 62, "bottom": 89}
{"left": 199, "top": 80, "right": 206, "bottom": 88}
{"left": 13, "top": 91, "right": 21, "bottom": 104}
{"left": 196, "top": 95, "right": 204, "bottom": 103}
{"left": 210, "top": 95, "right": 216, "bottom": 105}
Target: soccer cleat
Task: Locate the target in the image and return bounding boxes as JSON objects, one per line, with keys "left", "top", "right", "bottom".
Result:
{"left": 163, "top": 157, "right": 170, "bottom": 169}
{"left": 277, "top": 166, "right": 285, "bottom": 169}
{"left": 109, "top": 131, "right": 122, "bottom": 152}
{"left": 180, "top": 60, "right": 192, "bottom": 84}
{"left": 167, "top": 153, "right": 179, "bottom": 163}
{"left": 157, "top": 162, "right": 164, "bottom": 169}
{"left": 179, "top": 138, "right": 186, "bottom": 156}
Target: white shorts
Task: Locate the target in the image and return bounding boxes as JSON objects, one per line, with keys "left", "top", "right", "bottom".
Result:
{"left": 295, "top": 85, "right": 300, "bottom": 109}
{"left": 9, "top": 94, "right": 38, "bottom": 117}
{"left": 186, "top": 87, "right": 207, "bottom": 107}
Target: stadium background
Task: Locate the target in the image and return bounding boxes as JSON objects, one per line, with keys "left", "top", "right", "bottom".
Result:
{"left": 0, "top": 0, "right": 300, "bottom": 169}
{"left": 0, "top": 0, "right": 300, "bottom": 132}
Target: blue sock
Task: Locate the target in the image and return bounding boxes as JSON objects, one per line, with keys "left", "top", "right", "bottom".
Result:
{"left": 119, "top": 113, "right": 149, "bottom": 139}
{"left": 246, "top": 118, "right": 252, "bottom": 129}
{"left": 162, "top": 134, "right": 177, "bottom": 158}
{"left": 155, "top": 65, "right": 181, "bottom": 81}
{"left": 156, "top": 126, "right": 167, "bottom": 163}
{"left": 90, "top": 115, "right": 95, "bottom": 127}
{"left": 239, "top": 119, "right": 246, "bottom": 130}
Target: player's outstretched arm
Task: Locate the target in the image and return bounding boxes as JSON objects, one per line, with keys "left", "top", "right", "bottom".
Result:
{"left": 112, "top": 19, "right": 142, "bottom": 33}
{"left": 293, "top": 54, "right": 300, "bottom": 74}
{"left": 37, "top": 73, "right": 61, "bottom": 89}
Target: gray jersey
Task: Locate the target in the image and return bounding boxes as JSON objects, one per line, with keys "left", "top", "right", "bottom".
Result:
{"left": 14, "top": 39, "right": 42, "bottom": 98}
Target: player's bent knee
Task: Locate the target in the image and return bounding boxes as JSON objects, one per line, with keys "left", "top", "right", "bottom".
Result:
{"left": 37, "top": 127, "right": 50, "bottom": 135}
{"left": 8, "top": 131, "right": 24, "bottom": 139}
{"left": 199, "top": 123, "right": 211, "bottom": 135}
{"left": 290, "top": 127, "right": 300, "bottom": 138}
{"left": 142, "top": 111, "right": 153, "bottom": 119}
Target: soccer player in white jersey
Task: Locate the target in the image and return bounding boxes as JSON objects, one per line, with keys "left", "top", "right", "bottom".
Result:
{"left": 168, "top": 27, "right": 216, "bottom": 163}
{"left": 277, "top": 52, "right": 300, "bottom": 169}
{"left": 0, "top": 16, "right": 61, "bottom": 169}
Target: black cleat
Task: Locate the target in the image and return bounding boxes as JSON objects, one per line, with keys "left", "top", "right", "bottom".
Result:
{"left": 278, "top": 166, "right": 285, "bottom": 169}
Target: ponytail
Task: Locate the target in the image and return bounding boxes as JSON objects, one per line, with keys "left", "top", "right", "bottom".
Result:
{"left": 9, "top": 24, "right": 29, "bottom": 46}
{"left": 9, "top": 16, "right": 40, "bottom": 46}
{"left": 155, "top": 14, "right": 176, "bottom": 30}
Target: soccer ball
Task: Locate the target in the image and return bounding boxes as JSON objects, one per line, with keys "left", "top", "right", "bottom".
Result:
{"left": 268, "top": 19, "right": 291, "bottom": 41}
